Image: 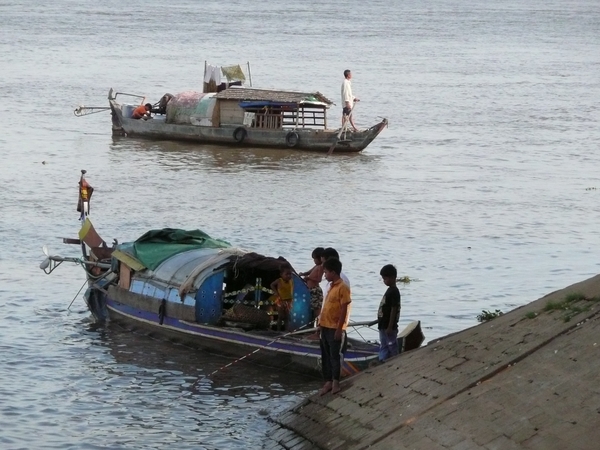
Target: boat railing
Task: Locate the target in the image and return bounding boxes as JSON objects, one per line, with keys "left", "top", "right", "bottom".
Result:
{"left": 39, "top": 250, "right": 112, "bottom": 275}
{"left": 250, "top": 109, "right": 326, "bottom": 130}
{"left": 282, "top": 108, "right": 326, "bottom": 129}
{"left": 108, "top": 88, "right": 146, "bottom": 103}
{"left": 252, "top": 112, "right": 283, "bottom": 129}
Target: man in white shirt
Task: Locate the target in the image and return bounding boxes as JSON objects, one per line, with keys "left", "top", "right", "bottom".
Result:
{"left": 341, "top": 69, "right": 359, "bottom": 132}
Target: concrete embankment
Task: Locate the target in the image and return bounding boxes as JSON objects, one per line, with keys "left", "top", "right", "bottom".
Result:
{"left": 266, "top": 274, "right": 600, "bottom": 450}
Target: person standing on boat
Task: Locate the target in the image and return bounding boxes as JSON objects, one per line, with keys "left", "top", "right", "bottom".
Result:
{"left": 318, "top": 257, "right": 351, "bottom": 396}
{"left": 132, "top": 102, "right": 153, "bottom": 120}
{"left": 377, "top": 264, "right": 401, "bottom": 361}
{"left": 341, "top": 69, "right": 359, "bottom": 132}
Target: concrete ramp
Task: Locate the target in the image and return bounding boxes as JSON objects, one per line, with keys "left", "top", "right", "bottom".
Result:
{"left": 268, "top": 274, "right": 600, "bottom": 450}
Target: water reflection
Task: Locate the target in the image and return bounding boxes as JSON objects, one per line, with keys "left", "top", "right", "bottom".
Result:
{"left": 89, "top": 321, "right": 316, "bottom": 394}
{"left": 62, "top": 321, "right": 316, "bottom": 449}
{"left": 108, "top": 135, "right": 373, "bottom": 174}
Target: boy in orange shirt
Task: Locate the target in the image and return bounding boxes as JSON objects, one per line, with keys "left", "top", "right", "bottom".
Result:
{"left": 132, "top": 102, "right": 152, "bottom": 120}
{"left": 318, "top": 258, "right": 351, "bottom": 395}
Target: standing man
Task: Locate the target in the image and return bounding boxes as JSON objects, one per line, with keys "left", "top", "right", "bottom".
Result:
{"left": 341, "top": 69, "right": 359, "bottom": 131}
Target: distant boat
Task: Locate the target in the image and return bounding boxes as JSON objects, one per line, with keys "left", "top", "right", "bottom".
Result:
{"left": 40, "top": 171, "right": 423, "bottom": 378}
{"left": 100, "top": 62, "right": 388, "bottom": 153}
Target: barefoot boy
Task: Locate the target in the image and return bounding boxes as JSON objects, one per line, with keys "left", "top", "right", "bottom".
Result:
{"left": 318, "top": 258, "right": 351, "bottom": 395}
{"left": 377, "top": 264, "right": 401, "bottom": 361}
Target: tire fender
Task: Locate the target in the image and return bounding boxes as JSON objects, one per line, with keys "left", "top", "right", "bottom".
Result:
{"left": 233, "top": 127, "right": 247, "bottom": 143}
{"left": 285, "top": 131, "right": 300, "bottom": 148}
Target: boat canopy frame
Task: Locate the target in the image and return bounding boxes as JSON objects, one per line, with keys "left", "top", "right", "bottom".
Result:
{"left": 218, "top": 88, "right": 334, "bottom": 131}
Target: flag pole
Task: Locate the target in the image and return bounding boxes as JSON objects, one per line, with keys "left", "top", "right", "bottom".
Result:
{"left": 77, "top": 170, "right": 91, "bottom": 258}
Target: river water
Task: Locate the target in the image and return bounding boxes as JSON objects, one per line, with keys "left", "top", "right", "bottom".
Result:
{"left": 1, "top": 0, "right": 599, "bottom": 448}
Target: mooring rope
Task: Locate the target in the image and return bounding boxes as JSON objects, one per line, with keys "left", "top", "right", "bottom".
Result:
{"left": 206, "top": 322, "right": 315, "bottom": 377}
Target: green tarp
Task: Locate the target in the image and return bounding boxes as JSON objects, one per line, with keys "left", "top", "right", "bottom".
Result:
{"left": 114, "top": 228, "right": 231, "bottom": 271}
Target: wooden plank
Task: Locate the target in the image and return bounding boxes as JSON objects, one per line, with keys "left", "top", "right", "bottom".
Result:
{"left": 219, "top": 100, "right": 244, "bottom": 125}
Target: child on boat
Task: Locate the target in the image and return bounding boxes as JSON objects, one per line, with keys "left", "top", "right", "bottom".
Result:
{"left": 270, "top": 263, "right": 294, "bottom": 331}
{"left": 299, "top": 247, "right": 325, "bottom": 324}
{"left": 377, "top": 264, "right": 401, "bottom": 362}
{"left": 132, "top": 101, "right": 153, "bottom": 120}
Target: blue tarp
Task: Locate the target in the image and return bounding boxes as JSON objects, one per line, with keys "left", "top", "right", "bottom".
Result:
{"left": 238, "top": 101, "right": 297, "bottom": 109}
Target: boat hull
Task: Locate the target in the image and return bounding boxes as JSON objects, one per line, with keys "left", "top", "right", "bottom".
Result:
{"left": 110, "top": 100, "right": 387, "bottom": 153}
{"left": 101, "top": 286, "right": 382, "bottom": 378}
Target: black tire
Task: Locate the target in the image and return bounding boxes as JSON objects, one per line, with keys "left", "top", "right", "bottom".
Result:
{"left": 233, "top": 127, "right": 247, "bottom": 143}
{"left": 285, "top": 131, "right": 300, "bottom": 148}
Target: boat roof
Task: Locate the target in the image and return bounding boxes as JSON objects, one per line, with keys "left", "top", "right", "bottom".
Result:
{"left": 215, "top": 87, "right": 334, "bottom": 105}
{"left": 148, "top": 247, "right": 245, "bottom": 288}
{"left": 133, "top": 247, "right": 294, "bottom": 297}
{"left": 112, "top": 228, "right": 231, "bottom": 271}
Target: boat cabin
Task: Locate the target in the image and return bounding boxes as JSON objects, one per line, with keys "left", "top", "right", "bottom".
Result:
{"left": 214, "top": 88, "right": 333, "bottom": 130}
{"left": 199, "top": 61, "right": 333, "bottom": 130}
{"left": 158, "top": 87, "right": 333, "bottom": 133}
{"left": 112, "top": 242, "right": 312, "bottom": 332}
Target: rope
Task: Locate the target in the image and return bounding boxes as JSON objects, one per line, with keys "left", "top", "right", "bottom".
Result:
{"left": 68, "top": 267, "right": 114, "bottom": 310}
{"left": 207, "top": 322, "right": 313, "bottom": 377}
{"left": 67, "top": 278, "right": 89, "bottom": 310}
{"left": 206, "top": 320, "right": 380, "bottom": 377}
{"left": 348, "top": 324, "right": 369, "bottom": 343}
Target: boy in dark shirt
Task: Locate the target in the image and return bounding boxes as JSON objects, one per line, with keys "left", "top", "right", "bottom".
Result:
{"left": 377, "top": 264, "right": 401, "bottom": 361}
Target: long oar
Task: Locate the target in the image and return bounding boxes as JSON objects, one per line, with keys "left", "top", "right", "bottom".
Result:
{"left": 327, "top": 103, "right": 357, "bottom": 156}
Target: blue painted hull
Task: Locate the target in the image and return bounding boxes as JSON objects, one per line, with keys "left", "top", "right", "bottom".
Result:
{"left": 101, "top": 292, "right": 380, "bottom": 378}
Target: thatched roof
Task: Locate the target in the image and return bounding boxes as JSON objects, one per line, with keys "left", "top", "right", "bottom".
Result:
{"left": 215, "top": 87, "right": 333, "bottom": 105}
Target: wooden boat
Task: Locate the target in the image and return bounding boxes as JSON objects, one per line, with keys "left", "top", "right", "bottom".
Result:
{"left": 99, "top": 62, "right": 387, "bottom": 153}
{"left": 108, "top": 89, "right": 387, "bottom": 153}
{"left": 40, "top": 171, "right": 423, "bottom": 378}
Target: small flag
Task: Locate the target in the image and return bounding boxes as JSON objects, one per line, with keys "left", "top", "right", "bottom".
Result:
{"left": 77, "top": 171, "right": 94, "bottom": 221}
{"left": 79, "top": 218, "right": 104, "bottom": 248}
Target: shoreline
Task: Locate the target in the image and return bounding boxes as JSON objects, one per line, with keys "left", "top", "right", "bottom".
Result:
{"left": 267, "top": 274, "right": 600, "bottom": 449}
